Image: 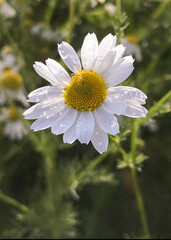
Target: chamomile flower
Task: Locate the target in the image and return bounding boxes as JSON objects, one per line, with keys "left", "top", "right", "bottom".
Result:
{"left": 24, "top": 33, "right": 147, "bottom": 154}
{"left": 0, "top": 107, "right": 27, "bottom": 140}
{"left": 121, "top": 35, "right": 142, "bottom": 62}
{"left": 0, "top": 51, "right": 29, "bottom": 107}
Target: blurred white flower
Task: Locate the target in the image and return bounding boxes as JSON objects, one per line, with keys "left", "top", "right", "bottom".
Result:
{"left": 0, "top": 1, "right": 16, "bottom": 18}
{"left": 4, "top": 120, "right": 27, "bottom": 140}
{"left": 0, "top": 50, "right": 29, "bottom": 107}
{"left": 0, "top": 50, "right": 19, "bottom": 75}
{"left": 31, "top": 23, "right": 67, "bottom": 42}
{"left": 90, "top": 0, "right": 106, "bottom": 8}
{"left": 104, "top": 3, "right": 116, "bottom": 16}
{"left": 143, "top": 119, "right": 159, "bottom": 133}
{"left": 24, "top": 33, "right": 147, "bottom": 154}
{"left": 0, "top": 107, "right": 27, "bottom": 140}
{"left": 121, "top": 35, "right": 142, "bottom": 62}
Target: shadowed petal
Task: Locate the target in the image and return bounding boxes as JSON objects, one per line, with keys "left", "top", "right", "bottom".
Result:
{"left": 91, "top": 120, "right": 109, "bottom": 154}
{"left": 123, "top": 100, "right": 148, "bottom": 118}
{"left": 94, "top": 106, "right": 119, "bottom": 136}
{"left": 45, "top": 58, "right": 71, "bottom": 87}
{"left": 76, "top": 111, "right": 94, "bottom": 144}
{"left": 51, "top": 107, "right": 77, "bottom": 135}
{"left": 33, "top": 61, "right": 59, "bottom": 86}
{"left": 63, "top": 113, "right": 80, "bottom": 144}
{"left": 28, "top": 86, "right": 61, "bottom": 103}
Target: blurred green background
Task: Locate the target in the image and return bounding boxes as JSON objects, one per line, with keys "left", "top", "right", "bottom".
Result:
{"left": 0, "top": 0, "right": 171, "bottom": 239}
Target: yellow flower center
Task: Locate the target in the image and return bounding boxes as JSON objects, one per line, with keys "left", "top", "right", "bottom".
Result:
{"left": 9, "top": 107, "right": 19, "bottom": 121}
{"left": 0, "top": 0, "right": 4, "bottom": 4}
{"left": 64, "top": 69, "right": 107, "bottom": 112}
{"left": 127, "top": 35, "right": 138, "bottom": 44}
{"left": 0, "top": 69, "right": 23, "bottom": 90}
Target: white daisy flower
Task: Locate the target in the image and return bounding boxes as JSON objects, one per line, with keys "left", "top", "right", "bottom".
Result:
{"left": 24, "top": 33, "right": 147, "bottom": 154}
{"left": 0, "top": 1, "right": 16, "bottom": 19}
{"left": 0, "top": 51, "right": 29, "bottom": 107}
{"left": 0, "top": 107, "right": 27, "bottom": 140}
{"left": 121, "top": 35, "right": 142, "bottom": 62}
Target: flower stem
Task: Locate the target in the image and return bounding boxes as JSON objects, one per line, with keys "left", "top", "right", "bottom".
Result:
{"left": 44, "top": 0, "right": 58, "bottom": 24}
{"left": 66, "top": 0, "right": 77, "bottom": 44}
{"left": 116, "top": 0, "right": 122, "bottom": 44}
{"left": 116, "top": 0, "right": 122, "bottom": 22}
{"left": 0, "top": 192, "right": 29, "bottom": 213}
{"left": 44, "top": 153, "right": 56, "bottom": 195}
{"left": 130, "top": 120, "right": 151, "bottom": 239}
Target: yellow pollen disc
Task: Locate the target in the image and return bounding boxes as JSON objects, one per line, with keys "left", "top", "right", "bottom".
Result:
{"left": 127, "top": 35, "right": 138, "bottom": 44}
{"left": 64, "top": 69, "right": 107, "bottom": 112}
{"left": 0, "top": 0, "right": 4, "bottom": 4}
{"left": 9, "top": 107, "right": 19, "bottom": 121}
{"left": 0, "top": 69, "right": 23, "bottom": 90}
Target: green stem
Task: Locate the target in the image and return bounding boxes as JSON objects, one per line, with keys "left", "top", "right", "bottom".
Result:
{"left": 116, "top": 0, "right": 122, "bottom": 44}
{"left": 0, "top": 192, "right": 29, "bottom": 213}
{"left": 44, "top": 0, "right": 58, "bottom": 24}
{"left": 66, "top": 0, "right": 77, "bottom": 44}
{"left": 44, "top": 154, "right": 56, "bottom": 194}
{"left": 116, "top": 0, "right": 122, "bottom": 22}
{"left": 130, "top": 120, "right": 151, "bottom": 239}
{"left": 109, "top": 134, "right": 127, "bottom": 159}
{"left": 131, "top": 168, "right": 150, "bottom": 239}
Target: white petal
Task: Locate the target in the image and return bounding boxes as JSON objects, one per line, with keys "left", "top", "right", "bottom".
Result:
{"left": 123, "top": 100, "right": 148, "bottom": 118}
{"left": 58, "top": 42, "right": 81, "bottom": 73}
{"left": 94, "top": 107, "right": 119, "bottom": 136}
{"left": 112, "top": 44, "right": 126, "bottom": 65}
{"left": 76, "top": 111, "right": 94, "bottom": 144}
{"left": 94, "top": 49, "right": 116, "bottom": 76}
{"left": 102, "top": 97, "right": 127, "bottom": 115}
{"left": 63, "top": 113, "right": 80, "bottom": 144}
{"left": 45, "top": 58, "right": 71, "bottom": 87}
{"left": 24, "top": 98, "right": 65, "bottom": 119}
{"left": 28, "top": 86, "right": 61, "bottom": 103}
{"left": 104, "top": 56, "right": 134, "bottom": 87}
{"left": 108, "top": 86, "right": 147, "bottom": 104}
{"left": 30, "top": 113, "right": 61, "bottom": 131}
{"left": 51, "top": 107, "right": 77, "bottom": 135}
{"left": 81, "top": 33, "right": 98, "bottom": 70}
{"left": 91, "top": 121, "right": 109, "bottom": 154}
{"left": 93, "top": 34, "right": 117, "bottom": 72}
{"left": 33, "top": 61, "right": 59, "bottom": 86}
